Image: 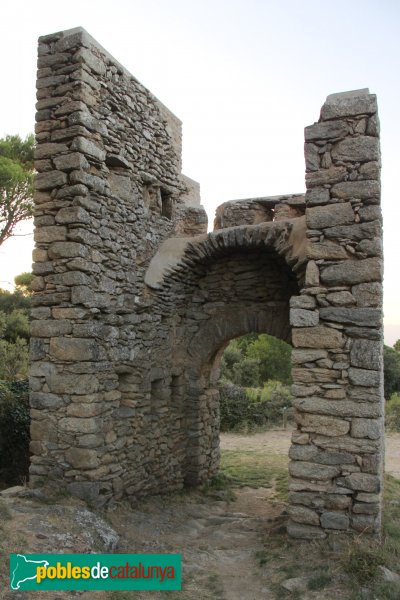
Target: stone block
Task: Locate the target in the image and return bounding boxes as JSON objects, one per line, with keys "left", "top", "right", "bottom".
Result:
{"left": 306, "top": 166, "right": 347, "bottom": 188}
{"left": 313, "top": 435, "right": 379, "bottom": 454}
{"left": 294, "top": 396, "right": 381, "bottom": 418}
{"left": 351, "top": 418, "right": 381, "bottom": 440}
{"left": 49, "top": 337, "right": 100, "bottom": 361}
{"left": 320, "top": 258, "right": 382, "bottom": 286}
{"left": 295, "top": 413, "right": 350, "bottom": 436}
{"left": 343, "top": 473, "right": 380, "bottom": 493}
{"left": 287, "top": 521, "right": 326, "bottom": 539}
{"left": 289, "top": 460, "right": 340, "bottom": 480}
{"left": 66, "top": 447, "right": 99, "bottom": 469}
{"left": 54, "top": 153, "right": 90, "bottom": 171}
{"left": 307, "top": 241, "right": 348, "bottom": 260}
{"left": 59, "top": 417, "right": 101, "bottom": 434}
{"left": 306, "top": 202, "right": 354, "bottom": 230}
{"left": 348, "top": 367, "right": 380, "bottom": 387}
{"left": 320, "top": 306, "right": 381, "bottom": 327}
{"left": 351, "top": 514, "right": 379, "bottom": 533}
{"left": 36, "top": 170, "right": 67, "bottom": 190}
{"left": 292, "top": 368, "right": 339, "bottom": 384}
{"left": 290, "top": 295, "right": 316, "bottom": 309}
{"left": 288, "top": 505, "right": 320, "bottom": 526}
{"left": 331, "top": 180, "right": 380, "bottom": 200}
{"left": 291, "top": 349, "right": 328, "bottom": 364}
{"left": 326, "top": 291, "right": 355, "bottom": 306}
{"left": 292, "top": 326, "right": 344, "bottom": 349}
{"left": 350, "top": 339, "right": 382, "bottom": 370}
{"left": 30, "top": 392, "right": 65, "bottom": 409}
{"left": 320, "top": 511, "right": 349, "bottom": 530}
{"left": 31, "top": 319, "right": 72, "bottom": 337}
{"left": 320, "top": 91, "right": 377, "bottom": 120}
{"left": 48, "top": 241, "right": 89, "bottom": 259}
{"left": 290, "top": 309, "right": 319, "bottom": 327}
{"left": 34, "top": 225, "right": 67, "bottom": 243}
{"left": 47, "top": 374, "right": 99, "bottom": 394}
{"left": 305, "top": 121, "right": 349, "bottom": 141}
{"left": 352, "top": 282, "right": 382, "bottom": 307}
{"left": 71, "top": 136, "right": 106, "bottom": 161}
{"left": 331, "top": 136, "right": 379, "bottom": 162}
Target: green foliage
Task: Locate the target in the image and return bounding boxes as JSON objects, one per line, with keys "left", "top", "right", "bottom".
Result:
{"left": 14, "top": 272, "right": 34, "bottom": 295}
{"left": 0, "top": 134, "right": 34, "bottom": 246}
{"left": 386, "top": 393, "right": 400, "bottom": 431}
{"left": 394, "top": 339, "right": 400, "bottom": 352}
{"left": 219, "top": 380, "right": 293, "bottom": 432}
{"left": 384, "top": 345, "right": 400, "bottom": 399}
{"left": 0, "top": 309, "right": 29, "bottom": 342}
{"left": 0, "top": 287, "right": 30, "bottom": 313}
{"left": 220, "top": 334, "right": 292, "bottom": 387}
{"left": 0, "top": 380, "right": 30, "bottom": 485}
{"left": 0, "top": 338, "right": 29, "bottom": 380}
{"left": 247, "top": 334, "right": 292, "bottom": 384}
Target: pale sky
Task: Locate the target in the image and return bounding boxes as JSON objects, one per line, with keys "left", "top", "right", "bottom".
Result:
{"left": 0, "top": 0, "right": 399, "bottom": 344}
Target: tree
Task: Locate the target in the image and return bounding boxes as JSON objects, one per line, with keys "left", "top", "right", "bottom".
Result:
{"left": 14, "top": 271, "right": 34, "bottom": 295}
{"left": 0, "top": 134, "right": 34, "bottom": 246}
{"left": 394, "top": 339, "right": 400, "bottom": 353}
{"left": 247, "top": 334, "right": 292, "bottom": 385}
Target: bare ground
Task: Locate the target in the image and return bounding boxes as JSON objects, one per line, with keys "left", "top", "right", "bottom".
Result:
{"left": 1, "top": 431, "right": 399, "bottom": 600}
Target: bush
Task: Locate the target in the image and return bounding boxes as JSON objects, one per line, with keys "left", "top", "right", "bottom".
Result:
{"left": 386, "top": 393, "right": 400, "bottom": 431}
{"left": 0, "top": 379, "right": 30, "bottom": 485}
{"left": 219, "top": 380, "right": 293, "bottom": 432}
{"left": 0, "top": 337, "right": 28, "bottom": 380}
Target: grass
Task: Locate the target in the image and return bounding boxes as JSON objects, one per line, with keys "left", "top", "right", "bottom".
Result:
{"left": 219, "top": 449, "right": 288, "bottom": 496}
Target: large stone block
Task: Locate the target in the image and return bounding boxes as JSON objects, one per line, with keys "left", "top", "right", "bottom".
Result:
{"left": 320, "top": 511, "right": 349, "bottom": 530}
{"left": 47, "top": 373, "right": 99, "bottom": 394}
{"left": 320, "top": 258, "right": 382, "bottom": 286}
{"left": 331, "top": 136, "right": 379, "bottom": 162}
{"left": 288, "top": 505, "right": 320, "bottom": 526}
{"left": 320, "top": 91, "right": 377, "bottom": 120}
{"left": 319, "top": 306, "right": 381, "bottom": 327}
{"left": 331, "top": 180, "right": 380, "bottom": 200}
{"left": 293, "top": 397, "right": 382, "bottom": 418}
{"left": 49, "top": 337, "right": 101, "bottom": 361}
{"left": 292, "top": 326, "right": 344, "bottom": 349}
{"left": 348, "top": 367, "right": 380, "bottom": 387}
{"left": 351, "top": 418, "right": 381, "bottom": 440}
{"left": 343, "top": 473, "right": 380, "bottom": 493}
{"left": 295, "top": 413, "right": 350, "bottom": 437}
{"left": 66, "top": 447, "right": 100, "bottom": 468}
{"left": 290, "top": 308, "right": 319, "bottom": 327}
{"left": 350, "top": 339, "right": 382, "bottom": 370}
{"left": 289, "top": 460, "right": 340, "bottom": 480}
{"left": 306, "top": 202, "right": 354, "bottom": 230}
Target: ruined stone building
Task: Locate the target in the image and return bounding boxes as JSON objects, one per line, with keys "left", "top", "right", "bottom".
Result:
{"left": 30, "top": 27, "right": 383, "bottom": 538}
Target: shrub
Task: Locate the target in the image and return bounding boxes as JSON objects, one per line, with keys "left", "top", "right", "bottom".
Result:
{"left": 0, "top": 379, "right": 30, "bottom": 485}
{"left": 219, "top": 380, "right": 293, "bottom": 432}
{"left": 0, "top": 337, "right": 28, "bottom": 380}
{"left": 386, "top": 393, "right": 400, "bottom": 431}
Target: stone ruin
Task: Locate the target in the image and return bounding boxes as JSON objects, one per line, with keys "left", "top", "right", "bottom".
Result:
{"left": 30, "top": 27, "right": 384, "bottom": 539}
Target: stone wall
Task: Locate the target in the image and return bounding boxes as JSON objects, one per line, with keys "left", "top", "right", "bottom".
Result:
{"left": 288, "top": 89, "right": 383, "bottom": 538}
{"left": 30, "top": 28, "right": 383, "bottom": 538}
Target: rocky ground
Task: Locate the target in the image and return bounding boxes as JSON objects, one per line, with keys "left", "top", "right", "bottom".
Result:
{"left": 1, "top": 430, "right": 399, "bottom": 600}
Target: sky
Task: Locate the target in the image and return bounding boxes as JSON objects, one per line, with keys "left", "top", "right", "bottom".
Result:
{"left": 0, "top": 0, "right": 399, "bottom": 344}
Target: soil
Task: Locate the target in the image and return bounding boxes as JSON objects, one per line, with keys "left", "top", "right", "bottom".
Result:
{"left": 1, "top": 430, "right": 399, "bottom": 600}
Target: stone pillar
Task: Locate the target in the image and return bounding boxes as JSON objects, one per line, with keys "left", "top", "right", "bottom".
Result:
{"left": 288, "top": 89, "right": 383, "bottom": 538}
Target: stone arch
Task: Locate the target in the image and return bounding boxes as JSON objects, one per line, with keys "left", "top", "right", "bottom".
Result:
{"left": 146, "top": 223, "right": 303, "bottom": 485}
